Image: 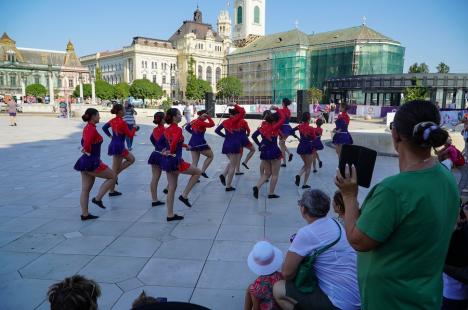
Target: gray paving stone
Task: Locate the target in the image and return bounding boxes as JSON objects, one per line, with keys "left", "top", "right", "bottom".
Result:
{"left": 197, "top": 261, "right": 256, "bottom": 290}
{"left": 0, "top": 217, "right": 52, "bottom": 233}
{"left": 207, "top": 240, "right": 255, "bottom": 262}
{"left": 138, "top": 258, "right": 204, "bottom": 287}
{"left": 101, "top": 236, "right": 161, "bottom": 257}
{"left": 2, "top": 233, "right": 65, "bottom": 253}
{"left": 80, "top": 220, "right": 133, "bottom": 237}
{"left": 98, "top": 283, "right": 124, "bottom": 310}
{"left": 124, "top": 222, "right": 175, "bottom": 239}
{"left": 32, "top": 219, "right": 91, "bottom": 234}
{"left": 216, "top": 224, "right": 264, "bottom": 242}
{"left": 49, "top": 235, "right": 115, "bottom": 255}
{"left": 79, "top": 255, "right": 148, "bottom": 283}
{"left": 0, "top": 277, "right": 53, "bottom": 310}
{"left": 171, "top": 223, "right": 220, "bottom": 240}
{"left": 116, "top": 277, "right": 144, "bottom": 292}
{"left": 0, "top": 251, "right": 41, "bottom": 275}
{"left": 154, "top": 239, "right": 212, "bottom": 260}
{"left": 0, "top": 231, "right": 24, "bottom": 247}
{"left": 19, "top": 253, "right": 94, "bottom": 280}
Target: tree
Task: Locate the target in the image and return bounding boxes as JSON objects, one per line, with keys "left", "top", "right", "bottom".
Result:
{"left": 72, "top": 84, "right": 92, "bottom": 98}
{"left": 114, "top": 83, "right": 130, "bottom": 99}
{"left": 404, "top": 78, "right": 429, "bottom": 102}
{"left": 26, "top": 83, "right": 47, "bottom": 97}
{"left": 216, "top": 76, "right": 243, "bottom": 99}
{"left": 161, "top": 98, "right": 173, "bottom": 112}
{"left": 408, "top": 62, "right": 429, "bottom": 73}
{"left": 185, "top": 57, "right": 212, "bottom": 100}
{"left": 129, "top": 79, "right": 163, "bottom": 101}
{"left": 307, "top": 87, "right": 323, "bottom": 104}
{"left": 437, "top": 62, "right": 450, "bottom": 74}
{"left": 95, "top": 80, "right": 115, "bottom": 100}
{"left": 95, "top": 67, "right": 102, "bottom": 81}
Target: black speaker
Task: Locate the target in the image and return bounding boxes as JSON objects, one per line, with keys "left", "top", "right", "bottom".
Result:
{"left": 297, "top": 90, "right": 309, "bottom": 122}
{"left": 205, "top": 92, "right": 215, "bottom": 117}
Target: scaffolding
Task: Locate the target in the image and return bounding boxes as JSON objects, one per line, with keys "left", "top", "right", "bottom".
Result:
{"left": 356, "top": 44, "right": 405, "bottom": 75}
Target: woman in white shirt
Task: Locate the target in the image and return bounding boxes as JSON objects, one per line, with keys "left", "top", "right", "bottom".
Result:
{"left": 273, "top": 189, "right": 361, "bottom": 310}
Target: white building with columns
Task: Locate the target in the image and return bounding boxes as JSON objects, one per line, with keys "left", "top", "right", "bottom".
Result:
{"left": 0, "top": 32, "right": 90, "bottom": 104}
{"left": 80, "top": 7, "right": 232, "bottom": 99}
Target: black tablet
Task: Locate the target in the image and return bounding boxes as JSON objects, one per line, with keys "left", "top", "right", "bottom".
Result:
{"left": 339, "top": 144, "right": 377, "bottom": 188}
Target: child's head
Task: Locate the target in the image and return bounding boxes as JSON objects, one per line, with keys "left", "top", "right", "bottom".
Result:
{"left": 247, "top": 241, "right": 283, "bottom": 276}
{"left": 333, "top": 190, "right": 345, "bottom": 216}
{"left": 315, "top": 118, "right": 324, "bottom": 127}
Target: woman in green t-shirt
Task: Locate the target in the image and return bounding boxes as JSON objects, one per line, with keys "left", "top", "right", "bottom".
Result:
{"left": 335, "top": 100, "right": 459, "bottom": 310}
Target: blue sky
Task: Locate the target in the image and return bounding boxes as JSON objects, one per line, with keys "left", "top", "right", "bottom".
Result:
{"left": 1, "top": 0, "right": 467, "bottom": 72}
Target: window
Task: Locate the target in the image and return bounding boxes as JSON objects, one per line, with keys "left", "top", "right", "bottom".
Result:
{"left": 237, "top": 6, "right": 243, "bottom": 24}
{"left": 153, "top": 75, "right": 157, "bottom": 83}
{"left": 206, "top": 66, "right": 212, "bottom": 84}
{"left": 151, "top": 62, "right": 154, "bottom": 69}
{"left": 57, "top": 78, "right": 62, "bottom": 88}
{"left": 162, "top": 76, "right": 166, "bottom": 84}
{"left": 143, "top": 74, "right": 147, "bottom": 80}
{"left": 69, "top": 79, "right": 74, "bottom": 88}
{"left": 35, "top": 76, "right": 40, "bottom": 84}
{"left": 142, "top": 61, "right": 145, "bottom": 68}
{"left": 198, "top": 65, "right": 203, "bottom": 79}
{"left": 145, "top": 61, "right": 148, "bottom": 68}
{"left": 215, "top": 67, "right": 221, "bottom": 84}
{"left": 171, "top": 76, "right": 176, "bottom": 85}
{"left": 6, "top": 50, "right": 16, "bottom": 62}
{"left": 254, "top": 6, "right": 260, "bottom": 24}
{"left": 0, "top": 75, "right": 3, "bottom": 85}
{"left": 10, "top": 75, "right": 16, "bottom": 86}
{"left": 154, "top": 62, "right": 157, "bottom": 69}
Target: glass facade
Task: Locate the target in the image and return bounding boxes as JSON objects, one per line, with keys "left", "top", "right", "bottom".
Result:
{"left": 310, "top": 45, "right": 354, "bottom": 88}
{"left": 356, "top": 44, "right": 405, "bottom": 75}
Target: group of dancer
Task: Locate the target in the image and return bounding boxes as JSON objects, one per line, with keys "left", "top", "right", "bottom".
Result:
{"left": 74, "top": 99, "right": 353, "bottom": 222}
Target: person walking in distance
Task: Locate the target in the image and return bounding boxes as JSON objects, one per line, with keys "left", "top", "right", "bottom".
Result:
{"left": 183, "top": 102, "right": 193, "bottom": 126}
{"left": 74, "top": 108, "right": 116, "bottom": 220}
{"left": 123, "top": 101, "right": 137, "bottom": 151}
{"left": 329, "top": 101, "right": 336, "bottom": 124}
{"left": 102, "top": 104, "right": 137, "bottom": 196}
{"left": 6, "top": 96, "right": 17, "bottom": 126}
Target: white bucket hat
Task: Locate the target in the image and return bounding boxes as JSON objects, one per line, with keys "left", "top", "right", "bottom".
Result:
{"left": 247, "top": 241, "right": 284, "bottom": 276}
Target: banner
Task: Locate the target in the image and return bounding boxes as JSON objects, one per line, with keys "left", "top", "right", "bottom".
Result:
{"left": 439, "top": 110, "right": 467, "bottom": 130}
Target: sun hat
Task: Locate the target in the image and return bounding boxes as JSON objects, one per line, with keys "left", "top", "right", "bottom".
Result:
{"left": 247, "top": 241, "right": 284, "bottom": 276}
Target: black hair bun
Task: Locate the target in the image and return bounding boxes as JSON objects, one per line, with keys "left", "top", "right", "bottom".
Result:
{"left": 82, "top": 114, "right": 90, "bottom": 122}
{"left": 412, "top": 122, "right": 448, "bottom": 148}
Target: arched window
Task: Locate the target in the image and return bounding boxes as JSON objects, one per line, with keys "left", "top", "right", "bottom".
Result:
{"left": 237, "top": 6, "right": 243, "bottom": 24}
{"left": 215, "top": 67, "right": 221, "bottom": 84}
{"left": 206, "top": 66, "right": 212, "bottom": 84}
{"left": 254, "top": 6, "right": 260, "bottom": 24}
{"left": 198, "top": 65, "right": 203, "bottom": 79}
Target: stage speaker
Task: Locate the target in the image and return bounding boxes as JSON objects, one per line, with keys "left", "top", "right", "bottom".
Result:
{"left": 205, "top": 92, "right": 215, "bottom": 117}
{"left": 297, "top": 89, "right": 309, "bottom": 122}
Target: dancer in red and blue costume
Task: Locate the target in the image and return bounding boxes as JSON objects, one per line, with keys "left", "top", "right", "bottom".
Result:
{"left": 252, "top": 107, "right": 286, "bottom": 199}
{"left": 311, "top": 118, "right": 324, "bottom": 172}
{"left": 332, "top": 102, "right": 353, "bottom": 157}
{"left": 185, "top": 110, "right": 215, "bottom": 178}
{"left": 148, "top": 112, "right": 166, "bottom": 207}
{"left": 215, "top": 103, "right": 246, "bottom": 191}
{"left": 278, "top": 98, "right": 294, "bottom": 167}
{"left": 293, "top": 112, "right": 316, "bottom": 189}
{"left": 102, "top": 104, "right": 137, "bottom": 196}
{"left": 74, "top": 108, "right": 116, "bottom": 221}
{"left": 236, "top": 118, "right": 256, "bottom": 174}
{"left": 161, "top": 108, "right": 201, "bottom": 221}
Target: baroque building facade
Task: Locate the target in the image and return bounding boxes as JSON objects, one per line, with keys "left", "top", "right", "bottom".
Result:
{"left": 80, "top": 7, "right": 232, "bottom": 99}
{"left": 0, "top": 32, "right": 89, "bottom": 103}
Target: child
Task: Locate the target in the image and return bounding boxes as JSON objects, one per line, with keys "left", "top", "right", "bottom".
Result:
{"left": 245, "top": 241, "right": 284, "bottom": 310}
{"left": 436, "top": 137, "right": 465, "bottom": 170}
{"left": 333, "top": 190, "right": 345, "bottom": 226}
{"left": 312, "top": 118, "right": 325, "bottom": 173}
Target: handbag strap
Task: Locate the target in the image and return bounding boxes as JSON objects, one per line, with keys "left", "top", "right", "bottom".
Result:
{"left": 314, "top": 219, "right": 342, "bottom": 256}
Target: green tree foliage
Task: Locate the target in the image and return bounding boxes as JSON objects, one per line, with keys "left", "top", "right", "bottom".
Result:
{"left": 404, "top": 78, "right": 429, "bottom": 102}
{"left": 95, "top": 67, "right": 102, "bottom": 81}
{"left": 307, "top": 87, "right": 323, "bottom": 104}
{"left": 95, "top": 80, "right": 115, "bottom": 100}
{"left": 72, "top": 84, "right": 92, "bottom": 98}
{"left": 408, "top": 62, "right": 430, "bottom": 73}
{"left": 129, "top": 79, "right": 163, "bottom": 100}
{"left": 161, "top": 98, "right": 173, "bottom": 112}
{"left": 114, "top": 83, "right": 130, "bottom": 99}
{"left": 185, "top": 56, "right": 212, "bottom": 100}
{"left": 436, "top": 62, "right": 450, "bottom": 74}
{"left": 25, "top": 83, "right": 47, "bottom": 97}
{"left": 216, "top": 76, "right": 243, "bottom": 99}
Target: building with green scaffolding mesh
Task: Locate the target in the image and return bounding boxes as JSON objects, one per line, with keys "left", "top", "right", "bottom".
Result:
{"left": 227, "top": 24, "right": 405, "bottom": 104}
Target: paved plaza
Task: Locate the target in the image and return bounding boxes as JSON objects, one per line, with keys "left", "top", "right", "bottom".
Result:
{"left": 0, "top": 115, "right": 398, "bottom": 310}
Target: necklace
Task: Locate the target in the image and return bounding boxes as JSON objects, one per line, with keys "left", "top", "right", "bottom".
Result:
{"left": 405, "top": 156, "right": 434, "bottom": 171}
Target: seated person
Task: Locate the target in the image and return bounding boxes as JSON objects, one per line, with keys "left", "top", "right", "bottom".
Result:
{"left": 48, "top": 275, "right": 101, "bottom": 310}
{"left": 244, "top": 241, "right": 284, "bottom": 310}
{"left": 273, "top": 189, "right": 360, "bottom": 310}
{"left": 436, "top": 136, "right": 465, "bottom": 170}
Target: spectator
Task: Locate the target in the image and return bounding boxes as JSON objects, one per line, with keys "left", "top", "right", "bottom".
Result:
{"left": 335, "top": 100, "right": 459, "bottom": 309}
{"left": 273, "top": 189, "right": 360, "bottom": 310}
{"left": 329, "top": 101, "right": 336, "bottom": 124}
{"left": 48, "top": 275, "right": 101, "bottom": 310}
{"left": 124, "top": 101, "right": 138, "bottom": 151}
{"left": 332, "top": 190, "right": 345, "bottom": 226}
{"left": 443, "top": 202, "right": 468, "bottom": 310}
{"left": 245, "top": 241, "right": 284, "bottom": 310}
{"left": 7, "top": 96, "right": 17, "bottom": 126}
{"left": 436, "top": 136, "right": 465, "bottom": 171}
{"left": 183, "top": 102, "right": 193, "bottom": 125}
